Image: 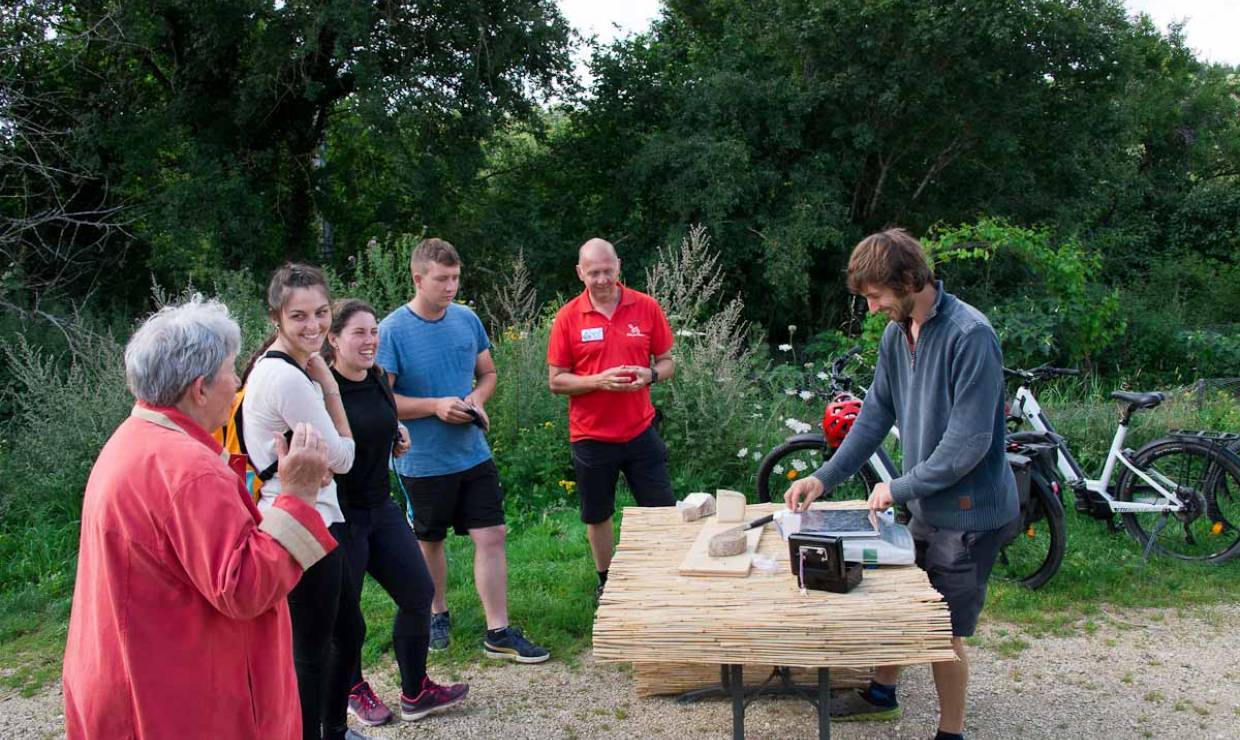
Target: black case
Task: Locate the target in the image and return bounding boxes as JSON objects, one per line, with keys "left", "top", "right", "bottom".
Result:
{"left": 788, "top": 532, "right": 863, "bottom": 593}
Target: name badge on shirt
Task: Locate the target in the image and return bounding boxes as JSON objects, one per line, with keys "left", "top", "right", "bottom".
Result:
{"left": 581, "top": 327, "right": 604, "bottom": 343}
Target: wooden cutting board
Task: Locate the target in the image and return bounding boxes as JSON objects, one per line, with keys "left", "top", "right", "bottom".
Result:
{"left": 677, "top": 521, "right": 766, "bottom": 577}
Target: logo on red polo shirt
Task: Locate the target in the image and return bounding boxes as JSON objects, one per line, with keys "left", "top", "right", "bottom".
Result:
{"left": 627, "top": 323, "right": 644, "bottom": 337}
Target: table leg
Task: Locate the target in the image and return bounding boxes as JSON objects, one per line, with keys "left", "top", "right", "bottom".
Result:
{"left": 729, "top": 664, "right": 745, "bottom": 740}
{"left": 817, "top": 667, "right": 830, "bottom": 740}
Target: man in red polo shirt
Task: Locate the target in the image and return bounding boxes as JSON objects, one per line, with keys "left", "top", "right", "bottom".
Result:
{"left": 548, "top": 238, "right": 676, "bottom": 604}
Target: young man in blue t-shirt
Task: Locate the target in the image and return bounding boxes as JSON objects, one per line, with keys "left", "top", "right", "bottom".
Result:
{"left": 377, "top": 238, "right": 548, "bottom": 665}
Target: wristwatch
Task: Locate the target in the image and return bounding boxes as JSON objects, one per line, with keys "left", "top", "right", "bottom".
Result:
{"left": 649, "top": 365, "right": 659, "bottom": 385}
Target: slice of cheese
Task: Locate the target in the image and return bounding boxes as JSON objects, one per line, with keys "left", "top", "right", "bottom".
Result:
{"left": 715, "top": 489, "right": 746, "bottom": 522}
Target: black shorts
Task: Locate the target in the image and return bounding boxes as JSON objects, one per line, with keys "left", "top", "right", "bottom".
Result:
{"left": 908, "top": 516, "right": 1021, "bottom": 637}
{"left": 571, "top": 424, "right": 675, "bottom": 524}
{"left": 401, "top": 459, "right": 505, "bottom": 542}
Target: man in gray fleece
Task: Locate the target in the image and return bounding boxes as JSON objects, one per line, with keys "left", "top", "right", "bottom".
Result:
{"left": 786, "top": 228, "right": 1020, "bottom": 740}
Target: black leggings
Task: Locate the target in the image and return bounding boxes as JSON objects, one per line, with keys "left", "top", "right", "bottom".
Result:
{"left": 328, "top": 498, "right": 434, "bottom": 725}
{"left": 288, "top": 522, "right": 347, "bottom": 740}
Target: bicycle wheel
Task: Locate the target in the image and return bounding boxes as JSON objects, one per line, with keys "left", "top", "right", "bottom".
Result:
{"left": 1116, "top": 437, "right": 1240, "bottom": 562}
{"left": 755, "top": 438, "right": 878, "bottom": 504}
{"left": 992, "top": 474, "right": 1066, "bottom": 589}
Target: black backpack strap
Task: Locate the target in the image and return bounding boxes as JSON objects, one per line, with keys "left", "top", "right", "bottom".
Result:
{"left": 248, "top": 350, "right": 309, "bottom": 481}
{"left": 263, "top": 350, "right": 312, "bottom": 381}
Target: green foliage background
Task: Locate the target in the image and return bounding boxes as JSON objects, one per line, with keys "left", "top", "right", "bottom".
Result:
{"left": 1, "top": 0, "right": 1239, "bottom": 694}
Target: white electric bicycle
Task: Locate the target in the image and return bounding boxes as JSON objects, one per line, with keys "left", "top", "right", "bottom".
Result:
{"left": 1005, "top": 365, "right": 1240, "bottom": 563}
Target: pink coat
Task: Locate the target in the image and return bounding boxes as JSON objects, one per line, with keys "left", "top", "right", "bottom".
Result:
{"left": 63, "top": 403, "right": 336, "bottom": 739}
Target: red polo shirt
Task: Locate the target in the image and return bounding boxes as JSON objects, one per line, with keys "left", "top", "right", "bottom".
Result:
{"left": 548, "top": 286, "right": 674, "bottom": 443}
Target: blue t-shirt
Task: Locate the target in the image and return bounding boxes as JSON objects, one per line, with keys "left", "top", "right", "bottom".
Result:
{"left": 377, "top": 303, "right": 492, "bottom": 477}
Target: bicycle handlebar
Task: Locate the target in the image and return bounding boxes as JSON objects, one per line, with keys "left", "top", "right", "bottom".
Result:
{"left": 1003, "top": 365, "right": 1081, "bottom": 382}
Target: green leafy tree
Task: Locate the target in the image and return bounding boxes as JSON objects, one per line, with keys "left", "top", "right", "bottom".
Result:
{"left": 2, "top": 0, "right": 573, "bottom": 308}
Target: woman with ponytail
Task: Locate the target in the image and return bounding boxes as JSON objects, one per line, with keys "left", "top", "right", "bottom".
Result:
{"left": 323, "top": 299, "right": 468, "bottom": 728}
{"left": 242, "top": 264, "right": 358, "bottom": 739}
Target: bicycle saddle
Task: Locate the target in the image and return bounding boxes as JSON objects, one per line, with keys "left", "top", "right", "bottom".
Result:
{"left": 1109, "top": 391, "right": 1165, "bottom": 409}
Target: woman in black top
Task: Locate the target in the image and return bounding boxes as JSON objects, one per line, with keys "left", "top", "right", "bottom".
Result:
{"left": 324, "top": 299, "right": 468, "bottom": 732}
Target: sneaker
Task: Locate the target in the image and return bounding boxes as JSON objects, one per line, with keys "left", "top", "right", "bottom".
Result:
{"left": 595, "top": 582, "right": 605, "bottom": 606}
{"left": 429, "top": 610, "right": 451, "bottom": 652}
{"left": 347, "top": 681, "right": 393, "bottom": 727}
{"left": 400, "top": 675, "right": 469, "bottom": 721}
{"left": 482, "top": 626, "right": 551, "bottom": 664}
{"left": 828, "top": 688, "right": 902, "bottom": 722}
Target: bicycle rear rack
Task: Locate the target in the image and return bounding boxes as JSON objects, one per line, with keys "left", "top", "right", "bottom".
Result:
{"left": 1169, "top": 429, "right": 1240, "bottom": 452}
{"left": 1169, "top": 429, "right": 1240, "bottom": 442}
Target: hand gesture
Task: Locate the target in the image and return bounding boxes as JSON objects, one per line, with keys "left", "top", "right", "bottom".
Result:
{"left": 867, "top": 482, "right": 894, "bottom": 513}
{"left": 596, "top": 366, "right": 641, "bottom": 393}
{"left": 435, "top": 397, "right": 475, "bottom": 424}
{"left": 304, "top": 352, "right": 332, "bottom": 385}
{"left": 275, "top": 423, "right": 328, "bottom": 505}
{"left": 784, "top": 476, "right": 825, "bottom": 512}
{"left": 463, "top": 396, "right": 490, "bottom": 432}
{"left": 393, "top": 424, "right": 411, "bottom": 458}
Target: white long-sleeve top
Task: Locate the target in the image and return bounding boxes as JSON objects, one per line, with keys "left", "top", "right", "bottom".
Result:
{"left": 242, "top": 355, "right": 355, "bottom": 526}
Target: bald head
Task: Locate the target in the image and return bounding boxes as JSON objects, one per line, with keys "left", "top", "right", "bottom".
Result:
{"left": 576, "top": 237, "right": 622, "bottom": 306}
{"left": 578, "top": 238, "right": 618, "bottom": 265}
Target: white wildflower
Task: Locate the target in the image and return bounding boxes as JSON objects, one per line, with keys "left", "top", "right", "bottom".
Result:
{"left": 799, "top": 390, "right": 814, "bottom": 401}
{"left": 783, "top": 418, "right": 812, "bottom": 434}
{"left": 817, "top": 371, "right": 829, "bottom": 381}
{"left": 784, "top": 388, "right": 796, "bottom": 396}
{"left": 792, "top": 459, "right": 808, "bottom": 472}
{"left": 778, "top": 343, "right": 792, "bottom": 352}
{"left": 737, "top": 448, "right": 749, "bottom": 458}
{"left": 752, "top": 451, "right": 762, "bottom": 460}
{"left": 773, "top": 464, "right": 784, "bottom": 475}
{"left": 809, "top": 449, "right": 818, "bottom": 457}
{"left": 788, "top": 324, "right": 798, "bottom": 333}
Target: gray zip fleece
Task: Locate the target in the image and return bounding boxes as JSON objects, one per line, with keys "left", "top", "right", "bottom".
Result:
{"left": 811, "top": 282, "right": 1019, "bottom": 532}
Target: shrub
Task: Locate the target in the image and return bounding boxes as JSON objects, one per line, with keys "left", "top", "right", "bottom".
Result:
{"left": 925, "top": 218, "right": 1125, "bottom": 370}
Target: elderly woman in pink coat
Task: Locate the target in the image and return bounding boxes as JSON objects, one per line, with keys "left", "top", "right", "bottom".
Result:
{"left": 63, "top": 296, "right": 335, "bottom": 739}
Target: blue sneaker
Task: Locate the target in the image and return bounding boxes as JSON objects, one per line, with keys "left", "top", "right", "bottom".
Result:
{"left": 429, "top": 610, "right": 451, "bottom": 652}
{"left": 483, "top": 626, "right": 550, "bottom": 664}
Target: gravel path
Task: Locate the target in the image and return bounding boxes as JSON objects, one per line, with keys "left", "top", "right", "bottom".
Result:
{"left": 4, "top": 604, "right": 1238, "bottom": 739}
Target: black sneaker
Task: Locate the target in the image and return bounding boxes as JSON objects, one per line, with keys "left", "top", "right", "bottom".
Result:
{"left": 595, "top": 582, "right": 605, "bottom": 606}
{"left": 429, "top": 610, "right": 451, "bottom": 652}
{"left": 399, "top": 675, "right": 469, "bottom": 721}
{"left": 828, "top": 689, "right": 902, "bottom": 721}
{"left": 482, "top": 626, "right": 550, "bottom": 664}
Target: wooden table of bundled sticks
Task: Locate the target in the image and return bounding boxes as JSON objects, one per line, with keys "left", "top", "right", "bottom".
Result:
{"left": 592, "top": 501, "right": 955, "bottom": 739}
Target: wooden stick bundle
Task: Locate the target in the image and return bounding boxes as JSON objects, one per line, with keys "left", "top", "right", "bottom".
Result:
{"left": 593, "top": 503, "right": 956, "bottom": 671}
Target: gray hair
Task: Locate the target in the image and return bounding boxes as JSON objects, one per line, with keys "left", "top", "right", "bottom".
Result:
{"left": 125, "top": 295, "right": 242, "bottom": 406}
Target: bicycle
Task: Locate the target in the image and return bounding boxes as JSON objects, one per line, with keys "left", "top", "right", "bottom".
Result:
{"left": 1004, "top": 365, "right": 1240, "bottom": 563}
{"left": 755, "top": 348, "right": 1067, "bottom": 589}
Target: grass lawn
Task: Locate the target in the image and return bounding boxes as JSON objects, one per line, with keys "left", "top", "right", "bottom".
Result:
{"left": 4, "top": 492, "right": 1238, "bottom": 698}
{"left": 986, "top": 506, "right": 1240, "bottom": 634}
{"left": 358, "top": 506, "right": 600, "bottom": 680}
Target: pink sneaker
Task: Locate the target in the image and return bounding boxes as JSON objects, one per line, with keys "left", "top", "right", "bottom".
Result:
{"left": 347, "top": 681, "right": 393, "bottom": 727}
{"left": 399, "top": 675, "right": 469, "bottom": 721}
